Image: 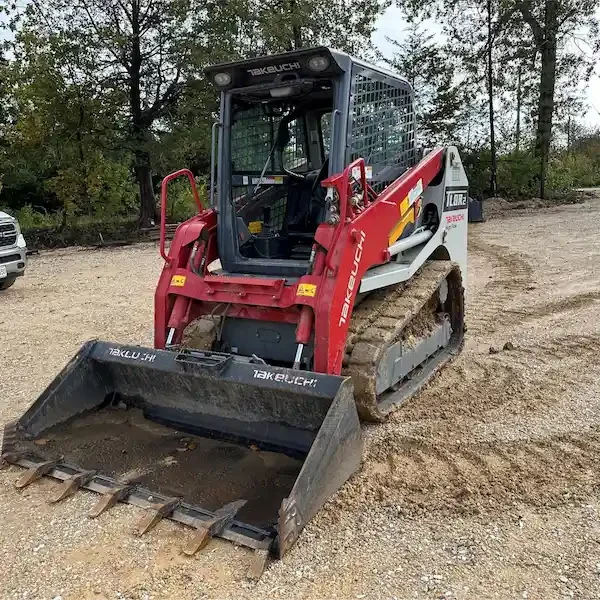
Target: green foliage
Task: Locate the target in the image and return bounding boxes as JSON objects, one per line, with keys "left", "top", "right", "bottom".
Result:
{"left": 496, "top": 152, "right": 541, "bottom": 199}
{"left": 0, "top": 0, "right": 386, "bottom": 235}
{"left": 46, "top": 156, "right": 137, "bottom": 223}
{"left": 1, "top": 0, "right": 598, "bottom": 240}
{"left": 464, "top": 147, "right": 600, "bottom": 199}
{"left": 388, "top": 25, "right": 465, "bottom": 145}
{"left": 12, "top": 204, "right": 62, "bottom": 230}
{"left": 547, "top": 152, "right": 600, "bottom": 192}
{"left": 166, "top": 177, "right": 208, "bottom": 223}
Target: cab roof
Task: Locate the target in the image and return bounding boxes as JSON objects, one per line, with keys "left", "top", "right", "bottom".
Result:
{"left": 204, "top": 47, "right": 410, "bottom": 90}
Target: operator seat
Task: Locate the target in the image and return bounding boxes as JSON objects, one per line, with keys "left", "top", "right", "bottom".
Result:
{"left": 282, "top": 159, "right": 328, "bottom": 235}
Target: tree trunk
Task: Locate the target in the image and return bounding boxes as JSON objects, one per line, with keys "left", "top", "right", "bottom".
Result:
{"left": 130, "top": 0, "right": 156, "bottom": 227}
{"left": 136, "top": 152, "right": 156, "bottom": 227}
{"left": 486, "top": 0, "right": 498, "bottom": 196}
{"left": 535, "top": 1, "right": 558, "bottom": 199}
{"left": 76, "top": 103, "right": 91, "bottom": 217}
{"left": 289, "top": 0, "right": 302, "bottom": 50}
{"left": 516, "top": 63, "right": 522, "bottom": 152}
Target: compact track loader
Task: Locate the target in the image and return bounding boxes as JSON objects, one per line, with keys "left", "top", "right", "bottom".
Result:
{"left": 2, "top": 47, "right": 468, "bottom": 575}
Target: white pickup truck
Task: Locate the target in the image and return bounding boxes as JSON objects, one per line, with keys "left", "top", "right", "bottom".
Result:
{"left": 0, "top": 211, "right": 27, "bottom": 290}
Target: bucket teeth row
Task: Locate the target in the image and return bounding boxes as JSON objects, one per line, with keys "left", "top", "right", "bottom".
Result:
{"left": 6, "top": 457, "right": 274, "bottom": 578}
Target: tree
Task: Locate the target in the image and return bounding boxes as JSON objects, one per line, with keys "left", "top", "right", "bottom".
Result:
{"left": 510, "top": 0, "right": 598, "bottom": 196}
{"left": 397, "top": 0, "right": 599, "bottom": 197}
{"left": 5, "top": 0, "right": 205, "bottom": 227}
{"left": 3, "top": 0, "right": 387, "bottom": 227}
{"left": 72, "top": 0, "right": 204, "bottom": 226}
{"left": 511, "top": 0, "right": 598, "bottom": 198}
{"left": 387, "top": 24, "right": 464, "bottom": 145}
{"left": 0, "top": 9, "right": 135, "bottom": 221}
{"left": 253, "top": 0, "right": 388, "bottom": 56}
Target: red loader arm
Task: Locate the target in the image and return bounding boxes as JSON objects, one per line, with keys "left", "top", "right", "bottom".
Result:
{"left": 154, "top": 149, "right": 446, "bottom": 373}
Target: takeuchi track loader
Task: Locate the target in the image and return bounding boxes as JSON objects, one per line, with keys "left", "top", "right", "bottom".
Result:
{"left": 2, "top": 47, "right": 468, "bottom": 576}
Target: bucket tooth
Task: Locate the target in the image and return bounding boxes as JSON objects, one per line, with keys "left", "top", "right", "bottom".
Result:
{"left": 1, "top": 451, "right": 26, "bottom": 470}
{"left": 184, "top": 526, "right": 212, "bottom": 556}
{"left": 49, "top": 470, "right": 97, "bottom": 503}
{"left": 135, "top": 498, "right": 179, "bottom": 536}
{"left": 183, "top": 499, "right": 246, "bottom": 556}
{"left": 247, "top": 546, "right": 271, "bottom": 581}
{"left": 15, "top": 458, "right": 62, "bottom": 489}
{"left": 88, "top": 483, "right": 136, "bottom": 518}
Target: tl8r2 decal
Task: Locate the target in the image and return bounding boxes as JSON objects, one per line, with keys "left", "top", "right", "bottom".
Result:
{"left": 444, "top": 188, "right": 468, "bottom": 211}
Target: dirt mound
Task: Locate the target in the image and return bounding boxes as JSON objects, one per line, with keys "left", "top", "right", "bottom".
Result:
{"left": 325, "top": 232, "right": 600, "bottom": 524}
{"left": 483, "top": 194, "right": 586, "bottom": 220}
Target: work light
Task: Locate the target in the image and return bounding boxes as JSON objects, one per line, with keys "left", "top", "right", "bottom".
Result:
{"left": 308, "top": 55, "right": 330, "bottom": 72}
{"left": 213, "top": 72, "right": 232, "bottom": 86}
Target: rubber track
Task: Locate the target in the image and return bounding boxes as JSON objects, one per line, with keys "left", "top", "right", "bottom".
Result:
{"left": 344, "top": 261, "right": 461, "bottom": 422}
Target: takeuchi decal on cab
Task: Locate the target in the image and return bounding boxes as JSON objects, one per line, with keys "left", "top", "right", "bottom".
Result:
{"left": 247, "top": 62, "right": 301, "bottom": 76}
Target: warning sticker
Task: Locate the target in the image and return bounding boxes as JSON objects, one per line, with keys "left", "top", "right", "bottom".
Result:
{"left": 351, "top": 166, "right": 373, "bottom": 181}
{"left": 171, "top": 275, "right": 187, "bottom": 287}
{"left": 248, "top": 220, "right": 263, "bottom": 234}
{"left": 252, "top": 175, "right": 284, "bottom": 185}
{"left": 297, "top": 283, "right": 317, "bottom": 297}
{"left": 408, "top": 178, "right": 423, "bottom": 205}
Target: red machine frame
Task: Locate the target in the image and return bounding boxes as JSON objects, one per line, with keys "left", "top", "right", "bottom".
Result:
{"left": 154, "top": 149, "right": 445, "bottom": 375}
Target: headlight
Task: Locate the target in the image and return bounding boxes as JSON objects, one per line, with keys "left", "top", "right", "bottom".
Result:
{"left": 13, "top": 220, "right": 21, "bottom": 236}
{"left": 213, "top": 72, "right": 232, "bottom": 87}
{"left": 308, "top": 55, "right": 330, "bottom": 72}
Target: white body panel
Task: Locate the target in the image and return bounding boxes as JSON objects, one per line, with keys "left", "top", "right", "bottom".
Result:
{"left": 360, "top": 146, "right": 468, "bottom": 294}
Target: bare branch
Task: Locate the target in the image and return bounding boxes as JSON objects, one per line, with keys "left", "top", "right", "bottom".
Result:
{"left": 78, "top": 0, "right": 131, "bottom": 71}
{"left": 139, "top": 0, "right": 157, "bottom": 28}
{"left": 515, "top": 0, "right": 543, "bottom": 45}
{"left": 115, "top": 0, "right": 133, "bottom": 25}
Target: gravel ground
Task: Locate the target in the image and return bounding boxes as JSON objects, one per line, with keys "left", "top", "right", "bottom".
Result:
{"left": 2, "top": 198, "right": 600, "bottom": 599}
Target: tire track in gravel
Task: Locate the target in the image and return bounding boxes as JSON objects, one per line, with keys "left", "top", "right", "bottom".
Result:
{"left": 466, "top": 237, "right": 533, "bottom": 335}
{"left": 334, "top": 429, "right": 600, "bottom": 517}
{"left": 394, "top": 333, "right": 600, "bottom": 423}
{"left": 504, "top": 290, "right": 600, "bottom": 322}
{"left": 333, "top": 236, "right": 600, "bottom": 520}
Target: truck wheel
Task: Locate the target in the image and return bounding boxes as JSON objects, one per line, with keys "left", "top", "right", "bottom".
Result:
{"left": 0, "top": 277, "right": 16, "bottom": 290}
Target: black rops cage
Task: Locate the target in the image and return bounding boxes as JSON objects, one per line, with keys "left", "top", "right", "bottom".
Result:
{"left": 205, "top": 48, "right": 417, "bottom": 278}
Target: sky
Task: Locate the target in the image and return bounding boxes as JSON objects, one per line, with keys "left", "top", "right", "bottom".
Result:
{"left": 372, "top": 4, "right": 600, "bottom": 127}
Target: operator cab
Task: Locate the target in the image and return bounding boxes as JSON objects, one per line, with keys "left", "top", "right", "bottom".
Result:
{"left": 206, "top": 47, "right": 416, "bottom": 278}
{"left": 229, "top": 82, "right": 333, "bottom": 264}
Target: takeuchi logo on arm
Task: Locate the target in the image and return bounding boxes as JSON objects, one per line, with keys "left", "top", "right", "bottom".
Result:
{"left": 339, "top": 230, "right": 366, "bottom": 327}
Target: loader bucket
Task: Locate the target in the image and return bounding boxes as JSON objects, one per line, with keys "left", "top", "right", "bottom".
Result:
{"left": 2, "top": 341, "right": 362, "bottom": 565}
